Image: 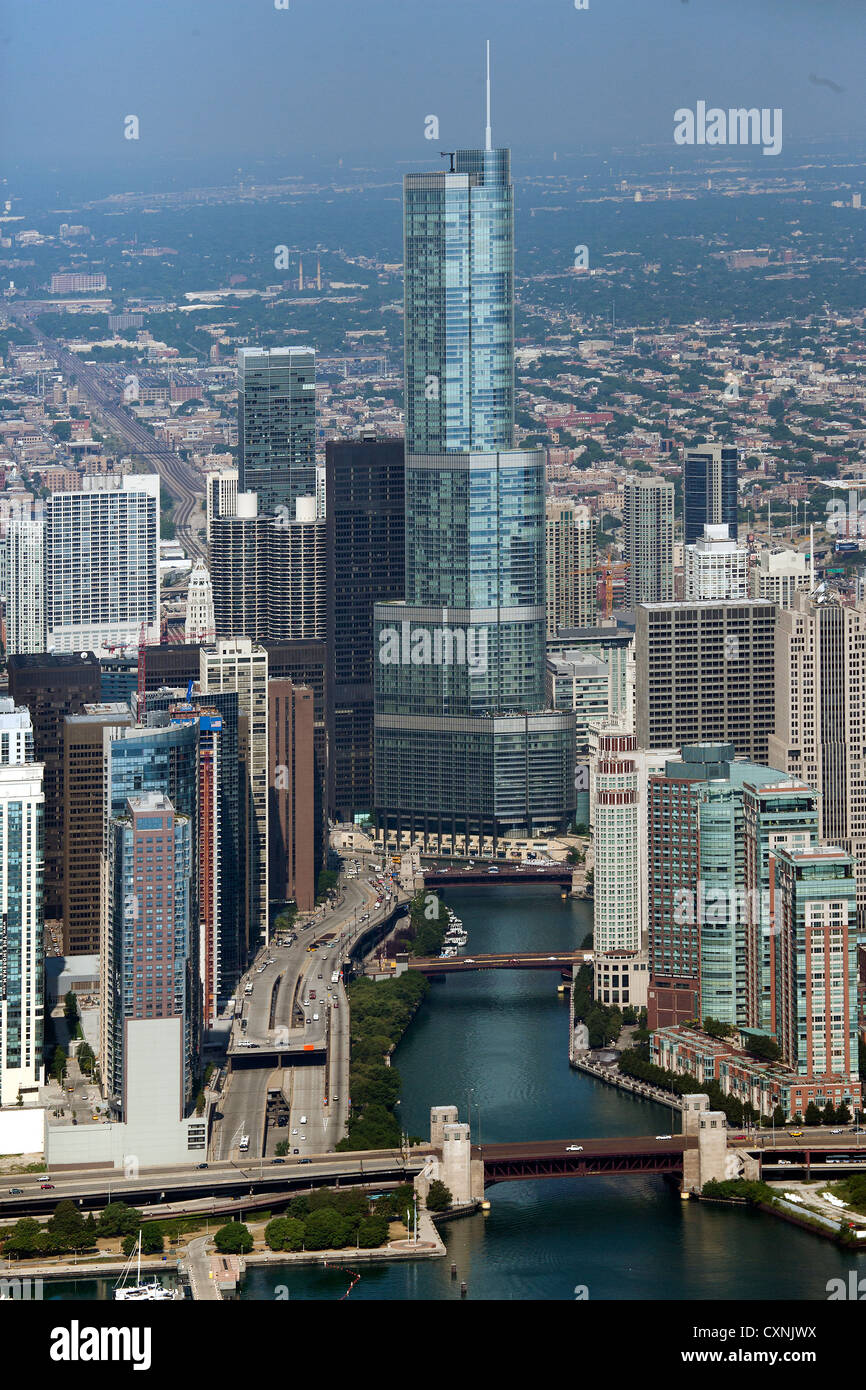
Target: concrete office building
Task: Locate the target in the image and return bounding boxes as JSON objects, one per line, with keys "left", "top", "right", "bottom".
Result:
{"left": 768, "top": 589, "right": 866, "bottom": 929}
{"left": 545, "top": 499, "right": 596, "bottom": 636}
{"left": 684, "top": 524, "right": 748, "bottom": 602}
{"left": 184, "top": 559, "right": 215, "bottom": 645}
{"left": 0, "top": 702, "right": 44, "bottom": 1107}
{"left": 62, "top": 703, "right": 134, "bottom": 956}
{"left": 268, "top": 680, "right": 315, "bottom": 912}
{"left": 635, "top": 599, "right": 777, "bottom": 764}
{"left": 547, "top": 651, "right": 610, "bottom": 752}
{"left": 206, "top": 468, "right": 238, "bottom": 545}
{"left": 623, "top": 476, "right": 674, "bottom": 607}
{"left": 200, "top": 639, "right": 269, "bottom": 951}
{"left": 374, "top": 124, "right": 575, "bottom": 847}
{"left": 6, "top": 518, "right": 46, "bottom": 655}
{"left": 44, "top": 475, "right": 159, "bottom": 652}
{"left": 548, "top": 622, "right": 635, "bottom": 729}
{"left": 8, "top": 652, "right": 102, "bottom": 919}
{"left": 238, "top": 346, "right": 316, "bottom": 516}
{"left": 684, "top": 443, "right": 738, "bottom": 545}
{"left": 750, "top": 547, "right": 811, "bottom": 609}
{"left": 325, "top": 437, "right": 405, "bottom": 822}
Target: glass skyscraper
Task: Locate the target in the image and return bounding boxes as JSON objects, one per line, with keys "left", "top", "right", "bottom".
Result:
{"left": 237, "top": 347, "right": 316, "bottom": 516}
{"left": 374, "top": 128, "right": 575, "bottom": 846}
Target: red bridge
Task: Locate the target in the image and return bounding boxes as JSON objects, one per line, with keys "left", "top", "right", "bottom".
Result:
{"left": 409, "top": 950, "right": 590, "bottom": 975}
{"left": 477, "top": 1135, "right": 695, "bottom": 1184}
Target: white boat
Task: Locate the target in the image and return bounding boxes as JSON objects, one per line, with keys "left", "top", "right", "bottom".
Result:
{"left": 114, "top": 1232, "right": 183, "bottom": 1301}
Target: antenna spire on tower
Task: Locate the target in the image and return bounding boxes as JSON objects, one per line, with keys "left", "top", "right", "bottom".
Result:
{"left": 485, "top": 40, "right": 492, "bottom": 151}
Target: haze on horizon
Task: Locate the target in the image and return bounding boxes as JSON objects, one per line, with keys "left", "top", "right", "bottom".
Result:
{"left": 1, "top": 0, "right": 865, "bottom": 199}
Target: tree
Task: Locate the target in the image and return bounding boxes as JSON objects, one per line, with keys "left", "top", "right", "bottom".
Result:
{"left": 64, "top": 990, "right": 79, "bottom": 1025}
{"left": 265, "top": 1216, "right": 304, "bottom": 1252}
{"left": 822, "top": 1102, "right": 837, "bottom": 1126}
{"left": 48, "top": 1200, "right": 90, "bottom": 1250}
{"left": 214, "top": 1222, "right": 253, "bottom": 1255}
{"left": 98, "top": 1202, "right": 143, "bottom": 1238}
{"left": 426, "top": 1180, "right": 452, "bottom": 1213}
{"left": 122, "top": 1225, "right": 163, "bottom": 1256}
{"left": 744, "top": 1033, "right": 781, "bottom": 1063}
{"left": 837, "top": 1104, "right": 852, "bottom": 1125}
{"left": 275, "top": 1139, "right": 289, "bottom": 1157}
{"left": 772, "top": 1105, "right": 786, "bottom": 1129}
{"left": 51, "top": 1046, "right": 67, "bottom": 1083}
{"left": 51, "top": 421, "right": 71, "bottom": 441}
{"left": 303, "top": 1208, "right": 350, "bottom": 1251}
{"left": 77, "top": 1042, "right": 95, "bottom": 1076}
{"left": 3, "top": 1217, "right": 44, "bottom": 1259}
{"left": 358, "top": 1214, "right": 389, "bottom": 1248}
{"left": 805, "top": 1102, "right": 822, "bottom": 1127}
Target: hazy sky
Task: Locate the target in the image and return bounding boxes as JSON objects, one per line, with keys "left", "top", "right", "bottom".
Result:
{"left": 2, "top": 0, "right": 864, "bottom": 189}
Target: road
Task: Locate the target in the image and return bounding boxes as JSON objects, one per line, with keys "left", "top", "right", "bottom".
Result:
{"left": 214, "top": 859, "right": 407, "bottom": 1164}
{"left": 9, "top": 306, "right": 206, "bottom": 561}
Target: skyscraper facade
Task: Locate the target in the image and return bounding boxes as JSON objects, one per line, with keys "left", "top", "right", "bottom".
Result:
{"left": 325, "top": 437, "right": 405, "bottom": 821}
{"left": 268, "top": 680, "right": 315, "bottom": 911}
{"left": 623, "top": 475, "right": 674, "bottom": 607}
{"left": 44, "top": 475, "right": 159, "bottom": 652}
{"left": 0, "top": 701, "right": 44, "bottom": 1107}
{"left": 210, "top": 494, "right": 326, "bottom": 643}
{"left": 8, "top": 651, "right": 102, "bottom": 919}
{"left": 104, "top": 792, "right": 196, "bottom": 1117}
{"left": 684, "top": 524, "right": 748, "bottom": 602}
{"left": 767, "top": 590, "right": 866, "bottom": 929}
{"left": 184, "top": 559, "right": 216, "bottom": 644}
{"left": 683, "top": 443, "right": 738, "bottom": 545}
{"left": 6, "top": 518, "right": 46, "bottom": 655}
{"left": 238, "top": 347, "right": 316, "bottom": 516}
{"left": 374, "top": 139, "right": 574, "bottom": 847}
{"left": 635, "top": 599, "right": 777, "bottom": 764}
{"left": 545, "top": 499, "right": 597, "bottom": 635}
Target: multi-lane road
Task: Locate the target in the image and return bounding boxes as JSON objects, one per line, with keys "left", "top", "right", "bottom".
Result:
{"left": 213, "top": 861, "right": 407, "bottom": 1165}
{"left": 10, "top": 306, "right": 206, "bottom": 560}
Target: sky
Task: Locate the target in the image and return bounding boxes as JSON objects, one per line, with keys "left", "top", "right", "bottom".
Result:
{"left": 1, "top": 0, "right": 864, "bottom": 194}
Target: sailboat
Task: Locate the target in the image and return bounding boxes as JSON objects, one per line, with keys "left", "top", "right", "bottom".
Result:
{"left": 114, "top": 1232, "right": 183, "bottom": 1301}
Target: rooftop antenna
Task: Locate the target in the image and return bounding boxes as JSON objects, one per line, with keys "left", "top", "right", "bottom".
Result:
{"left": 485, "top": 40, "right": 493, "bottom": 151}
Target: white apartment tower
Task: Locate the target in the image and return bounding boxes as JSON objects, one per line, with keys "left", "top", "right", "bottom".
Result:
{"left": 684, "top": 524, "right": 748, "bottom": 601}
{"left": 44, "top": 475, "right": 159, "bottom": 652}
{"left": 0, "top": 701, "right": 45, "bottom": 1106}
{"left": 206, "top": 468, "right": 239, "bottom": 545}
{"left": 750, "top": 547, "right": 811, "bottom": 609}
{"left": 6, "top": 518, "right": 46, "bottom": 655}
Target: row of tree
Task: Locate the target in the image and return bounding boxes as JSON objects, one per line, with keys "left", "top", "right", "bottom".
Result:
{"left": 336, "top": 973, "right": 428, "bottom": 1152}
{"left": 0, "top": 1200, "right": 154, "bottom": 1259}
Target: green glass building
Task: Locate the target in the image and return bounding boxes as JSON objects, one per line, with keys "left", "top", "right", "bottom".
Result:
{"left": 374, "top": 113, "right": 574, "bottom": 846}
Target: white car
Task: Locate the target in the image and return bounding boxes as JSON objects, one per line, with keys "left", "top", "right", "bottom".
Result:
{"left": 565, "top": 1144, "right": 584, "bottom": 1152}
{"left": 299, "top": 1115, "right": 307, "bottom": 1125}
{"left": 291, "top": 1128, "right": 298, "bottom": 1135}
{"left": 655, "top": 1135, "right": 673, "bottom": 1141}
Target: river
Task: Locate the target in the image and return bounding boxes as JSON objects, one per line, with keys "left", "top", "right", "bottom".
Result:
{"left": 46, "top": 885, "right": 863, "bottom": 1301}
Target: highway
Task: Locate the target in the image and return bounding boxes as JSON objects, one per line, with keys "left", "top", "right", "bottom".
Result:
{"left": 10, "top": 306, "right": 206, "bottom": 560}
{"left": 213, "top": 858, "right": 407, "bottom": 1165}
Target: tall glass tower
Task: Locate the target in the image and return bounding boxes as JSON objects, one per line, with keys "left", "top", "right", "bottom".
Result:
{"left": 374, "top": 55, "right": 575, "bottom": 848}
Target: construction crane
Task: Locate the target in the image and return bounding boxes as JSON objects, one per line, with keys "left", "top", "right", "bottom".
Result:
{"left": 137, "top": 621, "right": 149, "bottom": 708}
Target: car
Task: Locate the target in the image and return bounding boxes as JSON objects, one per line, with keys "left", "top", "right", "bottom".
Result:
{"left": 777, "top": 1159, "right": 792, "bottom": 1165}
{"left": 332, "top": 1095, "right": 339, "bottom": 1102}
{"left": 196, "top": 1162, "right": 209, "bottom": 1170}
{"left": 299, "top": 1115, "right": 308, "bottom": 1125}
{"left": 40, "top": 1182, "right": 55, "bottom": 1189}
{"left": 655, "top": 1135, "right": 673, "bottom": 1141}
{"left": 312, "top": 1012, "right": 320, "bottom": 1021}
{"left": 291, "top": 1128, "right": 298, "bottom": 1135}
{"left": 299, "top": 1158, "right": 312, "bottom": 1164}
{"left": 292, "top": 1148, "right": 300, "bottom": 1155}
{"left": 8, "top": 1187, "right": 23, "bottom": 1195}
{"left": 333, "top": 1000, "right": 339, "bottom": 1009}
{"left": 565, "top": 1144, "right": 584, "bottom": 1152}
{"left": 317, "top": 972, "right": 323, "bottom": 979}
{"left": 272, "top": 1159, "right": 286, "bottom": 1166}
{"left": 788, "top": 1130, "right": 804, "bottom": 1138}
{"left": 831, "top": 1128, "right": 844, "bottom": 1134}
